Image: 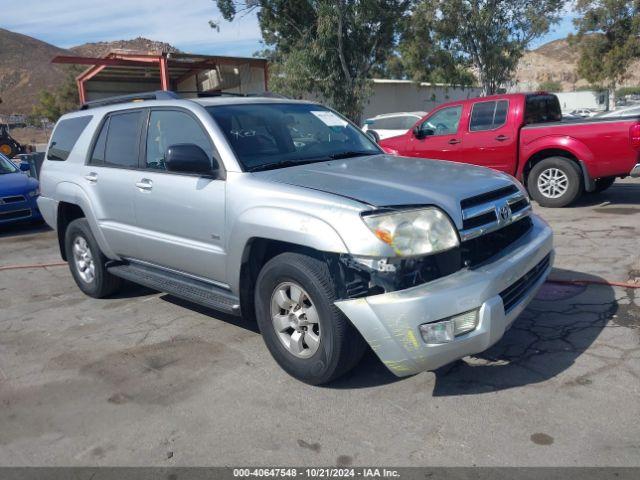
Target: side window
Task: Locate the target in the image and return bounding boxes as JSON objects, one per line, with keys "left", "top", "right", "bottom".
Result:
{"left": 373, "top": 117, "right": 403, "bottom": 130}
{"left": 401, "top": 116, "right": 420, "bottom": 129}
{"left": 103, "top": 111, "right": 143, "bottom": 168}
{"left": 469, "top": 100, "right": 509, "bottom": 131}
{"left": 421, "top": 106, "right": 462, "bottom": 136}
{"left": 47, "top": 116, "right": 92, "bottom": 161}
{"left": 89, "top": 118, "right": 109, "bottom": 165}
{"left": 145, "top": 110, "right": 214, "bottom": 170}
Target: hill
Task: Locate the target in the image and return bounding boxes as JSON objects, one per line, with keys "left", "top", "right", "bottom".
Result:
{"left": 514, "top": 38, "right": 640, "bottom": 91}
{"left": 0, "top": 30, "right": 180, "bottom": 116}
{"left": 0, "top": 28, "right": 70, "bottom": 115}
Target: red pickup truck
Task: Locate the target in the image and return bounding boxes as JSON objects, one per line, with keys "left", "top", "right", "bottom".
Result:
{"left": 378, "top": 92, "right": 640, "bottom": 207}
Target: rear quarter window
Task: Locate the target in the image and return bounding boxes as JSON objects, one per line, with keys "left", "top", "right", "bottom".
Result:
{"left": 47, "top": 116, "right": 92, "bottom": 161}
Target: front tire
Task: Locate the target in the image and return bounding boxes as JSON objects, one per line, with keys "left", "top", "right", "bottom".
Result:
{"left": 527, "top": 157, "right": 583, "bottom": 207}
{"left": 65, "top": 218, "right": 122, "bottom": 298}
{"left": 255, "top": 252, "right": 366, "bottom": 385}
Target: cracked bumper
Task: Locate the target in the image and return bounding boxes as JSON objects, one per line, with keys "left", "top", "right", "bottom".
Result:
{"left": 335, "top": 214, "right": 554, "bottom": 377}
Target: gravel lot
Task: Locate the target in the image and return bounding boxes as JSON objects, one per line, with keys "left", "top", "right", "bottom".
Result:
{"left": 0, "top": 179, "right": 639, "bottom": 467}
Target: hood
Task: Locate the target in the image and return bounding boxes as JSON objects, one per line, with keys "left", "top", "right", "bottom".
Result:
{"left": 256, "top": 154, "right": 517, "bottom": 228}
{"left": 0, "top": 172, "right": 37, "bottom": 195}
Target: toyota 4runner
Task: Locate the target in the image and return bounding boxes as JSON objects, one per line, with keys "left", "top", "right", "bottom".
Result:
{"left": 38, "top": 91, "right": 554, "bottom": 385}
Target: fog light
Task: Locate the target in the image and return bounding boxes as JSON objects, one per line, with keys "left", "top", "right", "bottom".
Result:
{"left": 419, "top": 309, "right": 479, "bottom": 344}
{"left": 420, "top": 320, "right": 454, "bottom": 344}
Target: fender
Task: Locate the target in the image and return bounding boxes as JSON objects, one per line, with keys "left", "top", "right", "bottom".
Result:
{"left": 54, "top": 181, "right": 119, "bottom": 259}
{"left": 226, "top": 206, "right": 349, "bottom": 294}
{"left": 518, "top": 135, "right": 597, "bottom": 184}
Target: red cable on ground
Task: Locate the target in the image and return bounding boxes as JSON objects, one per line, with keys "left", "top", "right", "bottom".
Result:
{"left": 0, "top": 262, "right": 67, "bottom": 271}
{"left": 1, "top": 262, "right": 639, "bottom": 288}
{"left": 545, "top": 278, "right": 640, "bottom": 289}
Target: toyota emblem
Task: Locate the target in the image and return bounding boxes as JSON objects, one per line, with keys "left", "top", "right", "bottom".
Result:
{"left": 498, "top": 204, "right": 511, "bottom": 223}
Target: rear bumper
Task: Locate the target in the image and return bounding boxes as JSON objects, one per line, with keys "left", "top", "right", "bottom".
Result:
{"left": 630, "top": 163, "right": 640, "bottom": 178}
{"left": 335, "top": 214, "right": 554, "bottom": 377}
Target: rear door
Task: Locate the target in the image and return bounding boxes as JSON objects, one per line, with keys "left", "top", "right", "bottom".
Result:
{"left": 407, "top": 105, "right": 463, "bottom": 161}
{"left": 131, "top": 108, "right": 227, "bottom": 283}
{"left": 83, "top": 109, "right": 144, "bottom": 257}
{"left": 460, "top": 99, "right": 517, "bottom": 173}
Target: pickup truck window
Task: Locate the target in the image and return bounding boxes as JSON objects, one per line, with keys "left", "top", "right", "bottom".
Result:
{"left": 145, "top": 110, "right": 214, "bottom": 170}
{"left": 101, "top": 111, "right": 143, "bottom": 168}
{"left": 206, "top": 103, "right": 379, "bottom": 171}
{"left": 469, "top": 100, "right": 508, "bottom": 131}
{"left": 420, "top": 106, "right": 462, "bottom": 136}
{"left": 47, "top": 116, "right": 92, "bottom": 161}
{"left": 524, "top": 94, "right": 562, "bottom": 124}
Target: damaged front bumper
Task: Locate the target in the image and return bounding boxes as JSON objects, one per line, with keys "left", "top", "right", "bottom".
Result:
{"left": 335, "top": 214, "right": 554, "bottom": 377}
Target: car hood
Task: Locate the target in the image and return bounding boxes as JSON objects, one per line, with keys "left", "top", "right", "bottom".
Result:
{"left": 0, "top": 172, "right": 37, "bottom": 195}
{"left": 256, "top": 154, "right": 517, "bottom": 228}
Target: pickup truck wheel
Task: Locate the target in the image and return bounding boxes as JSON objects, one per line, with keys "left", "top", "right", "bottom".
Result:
{"left": 528, "top": 157, "right": 583, "bottom": 207}
{"left": 65, "top": 218, "right": 122, "bottom": 298}
{"left": 255, "top": 252, "right": 367, "bottom": 385}
{"left": 592, "top": 176, "right": 616, "bottom": 193}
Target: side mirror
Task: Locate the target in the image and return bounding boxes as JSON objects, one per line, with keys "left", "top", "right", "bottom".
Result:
{"left": 365, "top": 129, "right": 380, "bottom": 144}
{"left": 413, "top": 126, "right": 434, "bottom": 139}
{"left": 165, "top": 144, "right": 217, "bottom": 176}
{"left": 19, "top": 162, "right": 31, "bottom": 172}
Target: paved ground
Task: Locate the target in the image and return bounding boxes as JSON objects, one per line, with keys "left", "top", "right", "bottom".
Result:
{"left": 0, "top": 179, "right": 639, "bottom": 467}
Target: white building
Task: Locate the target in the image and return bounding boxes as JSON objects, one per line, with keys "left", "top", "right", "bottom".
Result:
{"left": 362, "top": 79, "right": 482, "bottom": 119}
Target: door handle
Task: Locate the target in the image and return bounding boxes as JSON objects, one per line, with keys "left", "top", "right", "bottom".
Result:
{"left": 495, "top": 135, "right": 509, "bottom": 142}
{"left": 448, "top": 139, "right": 461, "bottom": 145}
{"left": 84, "top": 172, "right": 98, "bottom": 183}
{"left": 135, "top": 179, "right": 153, "bottom": 191}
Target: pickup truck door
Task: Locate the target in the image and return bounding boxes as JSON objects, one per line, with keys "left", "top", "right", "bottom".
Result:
{"left": 407, "top": 105, "right": 463, "bottom": 161}
{"left": 131, "top": 108, "right": 227, "bottom": 284}
{"left": 460, "top": 99, "right": 517, "bottom": 173}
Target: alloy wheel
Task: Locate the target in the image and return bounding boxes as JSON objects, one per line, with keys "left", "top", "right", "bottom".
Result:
{"left": 537, "top": 167, "right": 569, "bottom": 199}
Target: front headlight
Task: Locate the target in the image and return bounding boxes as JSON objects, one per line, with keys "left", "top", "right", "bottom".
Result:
{"left": 362, "top": 207, "right": 459, "bottom": 257}
{"left": 28, "top": 188, "right": 40, "bottom": 197}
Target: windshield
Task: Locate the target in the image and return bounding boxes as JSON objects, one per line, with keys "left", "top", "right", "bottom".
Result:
{"left": 0, "top": 153, "right": 19, "bottom": 174}
{"left": 206, "top": 103, "right": 381, "bottom": 171}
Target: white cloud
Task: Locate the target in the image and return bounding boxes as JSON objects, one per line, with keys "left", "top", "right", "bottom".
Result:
{"left": 3, "top": 0, "right": 263, "bottom": 55}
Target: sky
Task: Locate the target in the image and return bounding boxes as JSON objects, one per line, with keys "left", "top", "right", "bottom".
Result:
{"left": 3, "top": 0, "right": 575, "bottom": 57}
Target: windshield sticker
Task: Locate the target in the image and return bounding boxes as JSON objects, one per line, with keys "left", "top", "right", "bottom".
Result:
{"left": 311, "top": 111, "right": 348, "bottom": 127}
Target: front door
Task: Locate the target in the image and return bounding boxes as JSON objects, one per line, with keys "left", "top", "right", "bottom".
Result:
{"left": 131, "top": 108, "right": 227, "bottom": 284}
{"left": 407, "top": 105, "right": 463, "bottom": 162}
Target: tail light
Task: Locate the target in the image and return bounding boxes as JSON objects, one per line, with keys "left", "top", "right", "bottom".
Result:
{"left": 630, "top": 124, "right": 640, "bottom": 149}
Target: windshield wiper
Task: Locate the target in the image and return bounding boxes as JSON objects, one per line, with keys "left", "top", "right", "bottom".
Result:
{"left": 246, "top": 158, "right": 326, "bottom": 172}
{"left": 327, "top": 151, "right": 378, "bottom": 160}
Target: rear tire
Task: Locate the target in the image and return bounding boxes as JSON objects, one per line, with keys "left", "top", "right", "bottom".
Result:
{"left": 65, "top": 218, "right": 122, "bottom": 298}
{"left": 527, "top": 156, "right": 583, "bottom": 208}
{"left": 591, "top": 176, "right": 616, "bottom": 193}
{"left": 255, "top": 252, "right": 367, "bottom": 385}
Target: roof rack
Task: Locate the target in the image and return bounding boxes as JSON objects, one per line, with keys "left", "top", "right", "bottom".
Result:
{"left": 80, "top": 90, "right": 180, "bottom": 110}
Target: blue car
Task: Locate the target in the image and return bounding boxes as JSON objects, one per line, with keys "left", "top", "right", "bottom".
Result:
{"left": 0, "top": 152, "right": 42, "bottom": 226}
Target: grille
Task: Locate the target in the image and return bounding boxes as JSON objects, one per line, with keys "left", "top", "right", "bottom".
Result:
{"left": 461, "top": 216, "right": 533, "bottom": 267}
{"left": 500, "top": 253, "right": 551, "bottom": 313}
{"left": 460, "top": 185, "right": 531, "bottom": 238}
{"left": 0, "top": 209, "right": 31, "bottom": 221}
{"left": 1, "top": 195, "right": 26, "bottom": 204}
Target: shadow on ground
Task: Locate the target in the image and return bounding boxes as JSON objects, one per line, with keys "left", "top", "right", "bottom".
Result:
{"left": 568, "top": 182, "right": 640, "bottom": 208}
{"left": 0, "top": 221, "right": 49, "bottom": 238}
{"left": 430, "top": 268, "right": 617, "bottom": 396}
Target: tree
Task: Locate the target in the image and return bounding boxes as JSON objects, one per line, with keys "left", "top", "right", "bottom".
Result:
{"left": 417, "top": 0, "right": 564, "bottom": 95}
{"left": 32, "top": 66, "right": 81, "bottom": 122}
{"left": 537, "top": 80, "right": 563, "bottom": 92}
{"left": 212, "top": 0, "right": 411, "bottom": 123}
{"left": 572, "top": 0, "right": 640, "bottom": 109}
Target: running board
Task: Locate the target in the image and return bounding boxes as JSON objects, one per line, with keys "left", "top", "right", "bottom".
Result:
{"left": 107, "top": 262, "right": 240, "bottom": 314}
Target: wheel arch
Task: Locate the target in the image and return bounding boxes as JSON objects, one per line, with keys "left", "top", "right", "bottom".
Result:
{"left": 522, "top": 148, "right": 593, "bottom": 192}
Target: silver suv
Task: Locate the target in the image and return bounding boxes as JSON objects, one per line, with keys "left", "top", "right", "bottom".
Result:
{"left": 38, "top": 91, "right": 554, "bottom": 384}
